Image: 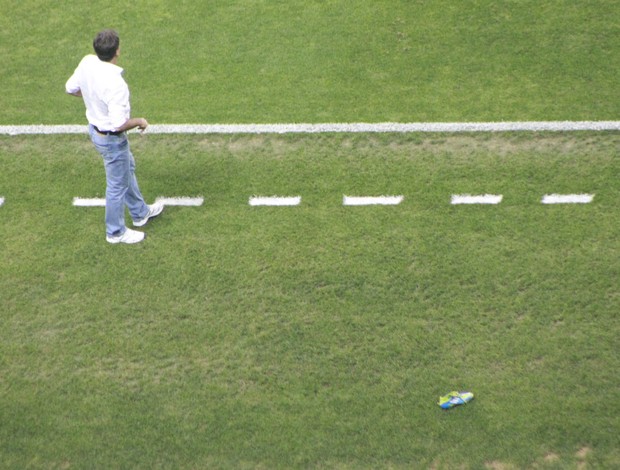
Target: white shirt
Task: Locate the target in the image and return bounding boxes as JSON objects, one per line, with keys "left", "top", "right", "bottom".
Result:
{"left": 66, "top": 55, "right": 130, "bottom": 132}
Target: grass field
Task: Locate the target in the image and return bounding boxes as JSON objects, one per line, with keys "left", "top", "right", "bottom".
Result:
{"left": 1, "top": 132, "right": 618, "bottom": 468}
{"left": 1, "top": 0, "right": 619, "bottom": 468}
{"left": 1, "top": 1, "right": 618, "bottom": 124}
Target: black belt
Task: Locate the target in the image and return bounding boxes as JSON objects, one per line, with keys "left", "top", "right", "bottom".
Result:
{"left": 93, "top": 125, "right": 124, "bottom": 136}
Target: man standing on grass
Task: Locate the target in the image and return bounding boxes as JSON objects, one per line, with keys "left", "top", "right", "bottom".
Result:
{"left": 66, "top": 29, "right": 163, "bottom": 244}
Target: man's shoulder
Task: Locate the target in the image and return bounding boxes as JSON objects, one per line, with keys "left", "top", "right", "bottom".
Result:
{"left": 79, "top": 55, "right": 124, "bottom": 75}
{"left": 78, "top": 54, "right": 99, "bottom": 66}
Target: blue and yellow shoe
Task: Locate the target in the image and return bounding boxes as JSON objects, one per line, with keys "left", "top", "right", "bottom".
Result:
{"left": 438, "top": 391, "right": 474, "bottom": 409}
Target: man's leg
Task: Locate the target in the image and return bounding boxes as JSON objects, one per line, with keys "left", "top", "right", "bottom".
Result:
{"left": 124, "top": 147, "right": 149, "bottom": 221}
{"left": 89, "top": 128, "right": 130, "bottom": 237}
{"left": 101, "top": 141, "right": 132, "bottom": 237}
{"left": 89, "top": 127, "right": 145, "bottom": 243}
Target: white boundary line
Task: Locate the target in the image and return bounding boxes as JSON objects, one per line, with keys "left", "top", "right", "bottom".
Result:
{"left": 155, "top": 196, "right": 204, "bottom": 206}
{"left": 451, "top": 194, "right": 503, "bottom": 205}
{"left": 1, "top": 121, "right": 619, "bottom": 135}
{"left": 542, "top": 194, "right": 594, "bottom": 204}
{"left": 249, "top": 196, "right": 301, "bottom": 206}
{"left": 74, "top": 197, "right": 204, "bottom": 207}
{"left": 343, "top": 195, "right": 404, "bottom": 206}
{"left": 71, "top": 194, "right": 598, "bottom": 207}
{"left": 73, "top": 197, "right": 105, "bottom": 207}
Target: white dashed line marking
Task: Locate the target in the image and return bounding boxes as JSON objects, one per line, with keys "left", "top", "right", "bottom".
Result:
{"left": 343, "top": 195, "right": 404, "bottom": 206}
{"left": 73, "top": 197, "right": 105, "bottom": 207}
{"left": 73, "top": 197, "right": 204, "bottom": 207}
{"left": 249, "top": 196, "right": 302, "bottom": 206}
{"left": 541, "top": 194, "right": 594, "bottom": 204}
{"left": 451, "top": 194, "right": 503, "bottom": 205}
{"left": 71, "top": 193, "right": 598, "bottom": 208}
{"left": 155, "top": 197, "right": 204, "bottom": 206}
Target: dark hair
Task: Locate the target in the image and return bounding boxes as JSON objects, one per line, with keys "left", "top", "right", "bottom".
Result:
{"left": 93, "top": 29, "right": 120, "bottom": 62}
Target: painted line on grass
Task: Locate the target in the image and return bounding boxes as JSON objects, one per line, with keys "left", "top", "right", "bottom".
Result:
{"left": 155, "top": 196, "right": 204, "bottom": 206}
{"left": 73, "top": 194, "right": 598, "bottom": 207}
{"left": 541, "top": 194, "right": 594, "bottom": 204}
{"left": 343, "top": 195, "right": 404, "bottom": 206}
{"left": 249, "top": 196, "right": 301, "bottom": 206}
{"left": 73, "top": 197, "right": 204, "bottom": 207}
{"left": 451, "top": 194, "right": 503, "bottom": 205}
{"left": 73, "top": 197, "right": 105, "bottom": 207}
{"left": 2, "top": 121, "right": 619, "bottom": 135}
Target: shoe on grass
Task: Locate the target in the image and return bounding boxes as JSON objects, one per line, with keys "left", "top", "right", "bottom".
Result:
{"left": 133, "top": 201, "right": 164, "bottom": 227}
{"left": 106, "top": 228, "right": 146, "bottom": 244}
{"left": 438, "top": 391, "right": 474, "bottom": 409}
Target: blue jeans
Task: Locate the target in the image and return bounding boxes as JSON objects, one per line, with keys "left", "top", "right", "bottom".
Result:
{"left": 89, "top": 125, "right": 149, "bottom": 237}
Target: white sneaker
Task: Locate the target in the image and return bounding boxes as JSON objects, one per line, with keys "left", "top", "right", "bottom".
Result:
{"left": 106, "top": 228, "right": 146, "bottom": 244}
{"left": 133, "top": 201, "right": 164, "bottom": 227}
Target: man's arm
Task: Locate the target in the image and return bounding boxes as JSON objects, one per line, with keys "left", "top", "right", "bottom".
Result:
{"left": 65, "top": 68, "right": 82, "bottom": 97}
{"left": 115, "top": 117, "right": 149, "bottom": 133}
{"left": 107, "top": 74, "right": 148, "bottom": 133}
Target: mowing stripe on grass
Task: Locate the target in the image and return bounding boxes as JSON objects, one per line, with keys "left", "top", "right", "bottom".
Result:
{"left": 541, "top": 194, "right": 594, "bottom": 204}
{"left": 343, "top": 195, "right": 404, "bottom": 206}
{"left": 451, "top": 194, "right": 503, "bottom": 205}
{"left": 249, "top": 196, "right": 301, "bottom": 206}
{"left": 1, "top": 121, "right": 619, "bottom": 135}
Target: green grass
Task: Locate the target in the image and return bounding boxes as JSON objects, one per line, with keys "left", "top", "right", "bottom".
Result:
{"left": 0, "top": 0, "right": 618, "bottom": 467}
{"left": 1, "top": 0, "right": 618, "bottom": 124}
{"left": 1, "top": 132, "right": 618, "bottom": 468}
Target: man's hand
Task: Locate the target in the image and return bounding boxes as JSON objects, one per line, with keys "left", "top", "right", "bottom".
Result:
{"left": 136, "top": 118, "right": 149, "bottom": 133}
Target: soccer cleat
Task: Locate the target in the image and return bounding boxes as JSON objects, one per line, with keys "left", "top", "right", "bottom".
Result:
{"left": 133, "top": 201, "right": 164, "bottom": 227}
{"left": 438, "top": 391, "right": 474, "bottom": 409}
{"left": 106, "top": 228, "right": 146, "bottom": 244}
